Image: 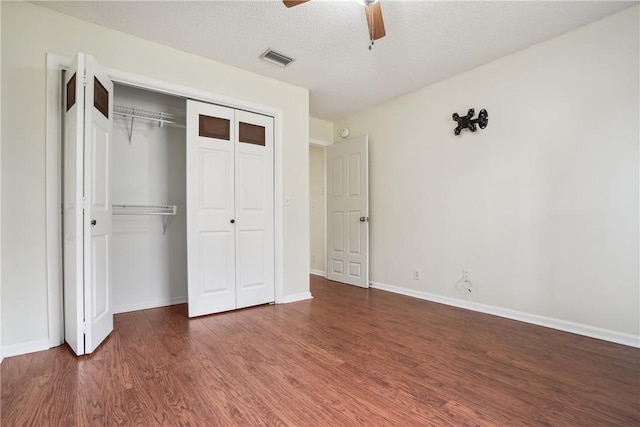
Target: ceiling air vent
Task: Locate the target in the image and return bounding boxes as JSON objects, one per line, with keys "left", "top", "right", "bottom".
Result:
{"left": 260, "top": 49, "right": 295, "bottom": 67}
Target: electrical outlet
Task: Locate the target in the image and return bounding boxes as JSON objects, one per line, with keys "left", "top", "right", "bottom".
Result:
{"left": 463, "top": 270, "right": 469, "bottom": 282}
{"left": 312, "top": 255, "right": 316, "bottom": 262}
{"left": 414, "top": 269, "right": 421, "bottom": 280}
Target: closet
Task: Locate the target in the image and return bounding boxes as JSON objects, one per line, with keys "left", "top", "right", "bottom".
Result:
{"left": 111, "top": 85, "right": 188, "bottom": 314}
{"left": 62, "top": 53, "right": 275, "bottom": 356}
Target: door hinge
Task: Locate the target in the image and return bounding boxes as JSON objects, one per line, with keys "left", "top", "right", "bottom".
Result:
{"left": 82, "top": 322, "right": 88, "bottom": 333}
{"left": 82, "top": 73, "right": 88, "bottom": 86}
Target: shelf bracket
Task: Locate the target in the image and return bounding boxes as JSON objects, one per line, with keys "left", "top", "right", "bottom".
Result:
{"left": 162, "top": 216, "right": 171, "bottom": 234}
{"left": 127, "top": 115, "right": 135, "bottom": 143}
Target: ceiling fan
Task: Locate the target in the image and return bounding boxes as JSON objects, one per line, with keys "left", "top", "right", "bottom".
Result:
{"left": 283, "top": 0, "right": 386, "bottom": 49}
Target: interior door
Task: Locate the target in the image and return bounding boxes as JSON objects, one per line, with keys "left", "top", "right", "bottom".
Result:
{"left": 63, "top": 54, "right": 85, "bottom": 356}
{"left": 63, "top": 53, "right": 114, "bottom": 355}
{"left": 84, "top": 55, "right": 114, "bottom": 353}
{"left": 186, "top": 100, "right": 236, "bottom": 317}
{"left": 326, "top": 135, "right": 369, "bottom": 288}
{"left": 235, "top": 110, "right": 275, "bottom": 309}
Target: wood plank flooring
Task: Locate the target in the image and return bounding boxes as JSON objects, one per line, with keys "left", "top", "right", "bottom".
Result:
{"left": 2, "top": 275, "right": 639, "bottom": 426}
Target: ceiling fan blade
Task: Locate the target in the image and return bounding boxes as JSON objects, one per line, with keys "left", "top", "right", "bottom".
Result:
{"left": 365, "top": 1, "right": 386, "bottom": 41}
{"left": 283, "top": 0, "right": 310, "bottom": 8}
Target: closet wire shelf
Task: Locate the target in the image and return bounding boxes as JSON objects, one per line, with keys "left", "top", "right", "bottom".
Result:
{"left": 114, "top": 104, "right": 185, "bottom": 143}
{"left": 112, "top": 204, "right": 177, "bottom": 233}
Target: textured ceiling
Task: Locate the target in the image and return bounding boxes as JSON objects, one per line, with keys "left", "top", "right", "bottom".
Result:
{"left": 33, "top": 0, "right": 637, "bottom": 121}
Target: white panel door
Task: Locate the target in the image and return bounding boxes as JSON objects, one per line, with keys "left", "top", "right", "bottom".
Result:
{"left": 63, "top": 54, "right": 85, "bottom": 356}
{"left": 186, "top": 100, "right": 236, "bottom": 317}
{"left": 84, "top": 55, "right": 114, "bottom": 353}
{"left": 327, "top": 135, "right": 369, "bottom": 288}
{"left": 235, "top": 111, "right": 274, "bottom": 309}
{"left": 63, "top": 53, "right": 114, "bottom": 355}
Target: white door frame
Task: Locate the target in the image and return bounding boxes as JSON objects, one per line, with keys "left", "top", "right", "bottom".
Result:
{"left": 309, "top": 138, "right": 331, "bottom": 277}
{"left": 45, "top": 53, "right": 284, "bottom": 348}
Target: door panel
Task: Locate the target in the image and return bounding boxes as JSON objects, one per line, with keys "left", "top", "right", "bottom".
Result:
{"left": 91, "top": 127, "right": 109, "bottom": 210}
{"left": 200, "top": 149, "right": 231, "bottom": 210}
{"left": 349, "top": 210, "right": 362, "bottom": 254}
{"left": 187, "top": 103, "right": 274, "bottom": 315}
{"left": 332, "top": 259, "right": 344, "bottom": 275}
{"left": 327, "top": 135, "right": 369, "bottom": 288}
{"left": 349, "top": 262, "right": 361, "bottom": 278}
{"left": 238, "top": 153, "right": 264, "bottom": 210}
{"left": 63, "top": 53, "right": 113, "bottom": 355}
{"left": 92, "top": 234, "right": 109, "bottom": 317}
{"left": 84, "top": 54, "right": 113, "bottom": 354}
{"left": 331, "top": 212, "right": 344, "bottom": 252}
{"left": 331, "top": 157, "right": 343, "bottom": 197}
{"left": 238, "top": 230, "right": 265, "bottom": 287}
{"left": 349, "top": 153, "right": 362, "bottom": 196}
{"left": 63, "top": 55, "right": 85, "bottom": 356}
{"left": 199, "top": 231, "right": 233, "bottom": 294}
{"left": 235, "top": 110, "right": 274, "bottom": 309}
{"left": 187, "top": 101, "right": 236, "bottom": 317}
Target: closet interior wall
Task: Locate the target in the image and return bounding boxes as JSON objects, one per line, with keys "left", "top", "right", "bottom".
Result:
{"left": 112, "top": 84, "right": 187, "bottom": 313}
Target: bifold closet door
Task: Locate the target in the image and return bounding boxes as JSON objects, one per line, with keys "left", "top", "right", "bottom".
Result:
{"left": 235, "top": 110, "right": 274, "bottom": 309}
{"left": 186, "top": 100, "right": 274, "bottom": 317}
{"left": 186, "top": 101, "right": 236, "bottom": 317}
{"left": 63, "top": 52, "right": 114, "bottom": 355}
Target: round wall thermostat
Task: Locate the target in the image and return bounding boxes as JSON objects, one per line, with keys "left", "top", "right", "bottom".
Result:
{"left": 340, "top": 127, "right": 350, "bottom": 138}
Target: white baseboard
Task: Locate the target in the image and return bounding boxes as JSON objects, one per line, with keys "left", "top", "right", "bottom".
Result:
{"left": 310, "top": 269, "right": 326, "bottom": 277}
{"left": 113, "top": 296, "right": 187, "bottom": 314}
{"left": 370, "top": 281, "right": 640, "bottom": 348}
{"left": 1, "top": 338, "right": 52, "bottom": 359}
{"left": 280, "top": 292, "right": 313, "bottom": 304}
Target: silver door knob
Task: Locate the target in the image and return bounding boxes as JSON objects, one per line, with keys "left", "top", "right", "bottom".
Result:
{"left": 359, "top": 217, "right": 366, "bottom": 222}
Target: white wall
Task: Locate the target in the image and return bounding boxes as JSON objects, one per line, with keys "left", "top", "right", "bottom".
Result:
{"left": 310, "top": 117, "right": 333, "bottom": 142}
{"left": 335, "top": 7, "right": 639, "bottom": 339}
{"left": 1, "top": 2, "right": 309, "bottom": 351}
{"left": 111, "top": 85, "right": 187, "bottom": 313}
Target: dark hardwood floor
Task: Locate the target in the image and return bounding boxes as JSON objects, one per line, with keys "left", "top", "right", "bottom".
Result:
{"left": 2, "top": 275, "right": 639, "bottom": 426}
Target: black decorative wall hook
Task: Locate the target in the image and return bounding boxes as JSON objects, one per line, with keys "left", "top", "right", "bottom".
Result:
{"left": 452, "top": 108, "right": 488, "bottom": 135}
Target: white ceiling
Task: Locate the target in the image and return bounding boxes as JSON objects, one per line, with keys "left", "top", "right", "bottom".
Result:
{"left": 33, "top": 0, "right": 637, "bottom": 121}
